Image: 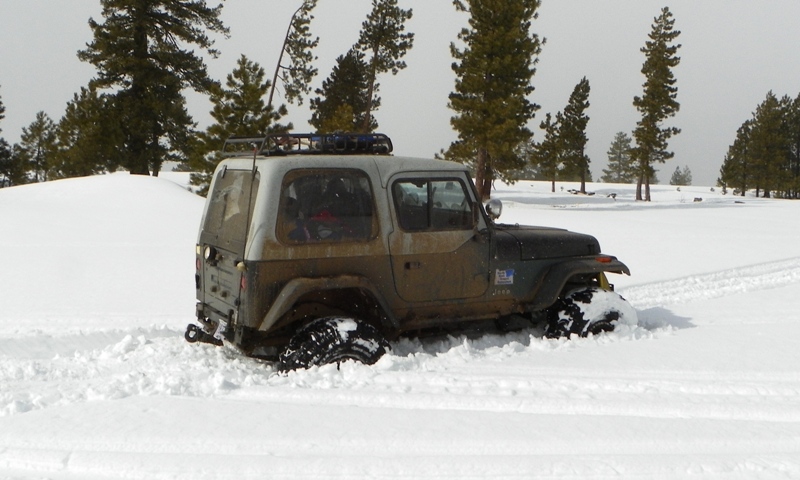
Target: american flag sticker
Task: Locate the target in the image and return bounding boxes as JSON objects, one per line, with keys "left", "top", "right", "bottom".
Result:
{"left": 495, "top": 269, "right": 515, "bottom": 285}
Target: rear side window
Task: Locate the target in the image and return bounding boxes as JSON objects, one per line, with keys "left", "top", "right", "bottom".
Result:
{"left": 202, "top": 168, "right": 259, "bottom": 254}
{"left": 278, "top": 169, "right": 376, "bottom": 243}
{"left": 392, "top": 178, "right": 473, "bottom": 231}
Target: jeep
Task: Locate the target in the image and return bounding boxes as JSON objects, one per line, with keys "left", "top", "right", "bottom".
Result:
{"left": 186, "top": 133, "right": 635, "bottom": 371}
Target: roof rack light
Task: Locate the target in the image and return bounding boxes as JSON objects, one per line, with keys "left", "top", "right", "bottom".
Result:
{"left": 222, "top": 132, "right": 393, "bottom": 157}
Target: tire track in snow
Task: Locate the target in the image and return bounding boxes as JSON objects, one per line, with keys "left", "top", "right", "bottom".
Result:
{"left": 619, "top": 257, "right": 800, "bottom": 309}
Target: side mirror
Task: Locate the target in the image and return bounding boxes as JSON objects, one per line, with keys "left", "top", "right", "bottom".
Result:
{"left": 485, "top": 198, "right": 503, "bottom": 221}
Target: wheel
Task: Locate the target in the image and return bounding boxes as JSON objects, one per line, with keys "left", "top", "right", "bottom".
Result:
{"left": 545, "top": 287, "right": 637, "bottom": 338}
{"left": 277, "top": 317, "right": 389, "bottom": 372}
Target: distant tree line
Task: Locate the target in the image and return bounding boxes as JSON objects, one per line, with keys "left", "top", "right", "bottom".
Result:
{"left": 468, "top": 5, "right": 679, "bottom": 200}
{"left": 718, "top": 91, "right": 800, "bottom": 199}
{"left": 2, "top": 1, "right": 685, "bottom": 203}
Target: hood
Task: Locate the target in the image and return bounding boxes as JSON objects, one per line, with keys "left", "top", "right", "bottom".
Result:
{"left": 496, "top": 224, "right": 601, "bottom": 260}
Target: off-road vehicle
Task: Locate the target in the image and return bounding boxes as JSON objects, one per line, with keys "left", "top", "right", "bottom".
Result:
{"left": 187, "top": 133, "right": 635, "bottom": 370}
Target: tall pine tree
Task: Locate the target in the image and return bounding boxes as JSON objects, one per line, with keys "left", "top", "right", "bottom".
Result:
{"left": 78, "top": 0, "right": 228, "bottom": 176}
{"left": 355, "top": 0, "right": 414, "bottom": 132}
{"left": 558, "top": 77, "right": 592, "bottom": 193}
{"left": 531, "top": 112, "right": 561, "bottom": 192}
{"left": 718, "top": 119, "right": 752, "bottom": 196}
{"left": 447, "top": 0, "right": 542, "bottom": 200}
{"left": 787, "top": 93, "right": 800, "bottom": 198}
{"left": 268, "top": 0, "right": 319, "bottom": 109}
{"left": 747, "top": 91, "right": 787, "bottom": 198}
{"left": 632, "top": 7, "right": 681, "bottom": 201}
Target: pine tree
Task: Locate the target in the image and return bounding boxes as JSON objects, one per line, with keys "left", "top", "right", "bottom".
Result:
{"left": 0, "top": 139, "right": 11, "bottom": 188}
{"left": 669, "top": 165, "right": 692, "bottom": 185}
{"left": 682, "top": 165, "right": 692, "bottom": 185}
{"left": 51, "top": 87, "right": 123, "bottom": 179}
{"left": 558, "top": 77, "right": 592, "bottom": 193}
{"left": 268, "top": 0, "right": 319, "bottom": 109}
{"left": 786, "top": 93, "right": 800, "bottom": 198}
{"left": 0, "top": 89, "right": 26, "bottom": 187}
{"left": 0, "top": 86, "right": 5, "bottom": 128}
{"left": 0, "top": 87, "right": 12, "bottom": 187}
{"left": 310, "top": 48, "right": 377, "bottom": 132}
{"left": 447, "top": 0, "right": 542, "bottom": 200}
{"left": 718, "top": 119, "right": 752, "bottom": 196}
{"left": 632, "top": 7, "right": 681, "bottom": 201}
{"left": 190, "top": 55, "right": 288, "bottom": 196}
{"left": 18, "top": 112, "right": 58, "bottom": 182}
{"left": 748, "top": 91, "right": 789, "bottom": 198}
{"left": 78, "top": 0, "right": 228, "bottom": 176}
{"left": 355, "top": 0, "right": 414, "bottom": 132}
{"left": 601, "top": 132, "right": 636, "bottom": 183}
{"left": 532, "top": 112, "right": 561, "bottom": 192}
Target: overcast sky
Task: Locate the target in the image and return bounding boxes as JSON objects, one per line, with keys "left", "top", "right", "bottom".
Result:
{"left": 2, "top": 0, "right": 800, "bottom": 185}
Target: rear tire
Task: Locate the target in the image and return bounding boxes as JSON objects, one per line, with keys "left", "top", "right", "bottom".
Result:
{"left": 277, "top": 317, "right": 389, "bottom": 372}
{"left": 545, "top": 287, "right": 637, "bottom": 338}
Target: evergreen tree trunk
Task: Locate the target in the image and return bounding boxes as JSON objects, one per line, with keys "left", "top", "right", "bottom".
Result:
{"left": 645, "top": 175, "right": 651, "bottom": 201}
{"left": 129, "top": 21, "right": 151, "bottom": 175}
{"left": 126, "top": 92, "right": 150, "bottom": 175}
{"left": 636, "top": 174, "right": 644, "bottom": 201}
{"left": 475, "top": 148, "right": 492, "bottom": 201}
{"left": 579, "top": 147, "right": 586, "bottom": 193}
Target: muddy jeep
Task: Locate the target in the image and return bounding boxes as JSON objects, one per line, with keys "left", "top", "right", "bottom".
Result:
{"left": 187, "top": 133, "right": 635, "bottom": 370}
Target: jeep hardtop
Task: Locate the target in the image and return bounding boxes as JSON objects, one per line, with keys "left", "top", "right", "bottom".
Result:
{"left": 187, "top": 133, "right": 635, "bottom": 370}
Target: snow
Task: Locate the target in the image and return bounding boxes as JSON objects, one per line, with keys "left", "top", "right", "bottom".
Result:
{"left": 2, "top": 173, "right": 800, "bottom": 479}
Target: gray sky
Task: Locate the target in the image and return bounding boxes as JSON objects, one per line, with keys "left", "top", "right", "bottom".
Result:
{"left": 2, "top": 0, "right": 799, "bottom": 186}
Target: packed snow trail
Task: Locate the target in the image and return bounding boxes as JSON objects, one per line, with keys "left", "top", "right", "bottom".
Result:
{"left": 620, "top": 257, "right": 800, "bottom": 309}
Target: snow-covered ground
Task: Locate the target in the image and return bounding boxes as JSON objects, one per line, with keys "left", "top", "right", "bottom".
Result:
{"left": 2, "top": 173, "right": 800, "bottom": 479}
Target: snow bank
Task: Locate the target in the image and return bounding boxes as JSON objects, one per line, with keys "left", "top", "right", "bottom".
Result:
{"left": 0, "top": 173, "right": 204, "bottom": 332}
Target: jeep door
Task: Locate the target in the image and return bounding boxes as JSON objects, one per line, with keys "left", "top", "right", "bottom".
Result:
{"left": 388, "top": 174, "right": 490, "bottom": 302}
{"left": 197, "top": 167, "right": 259, "bottom": 323}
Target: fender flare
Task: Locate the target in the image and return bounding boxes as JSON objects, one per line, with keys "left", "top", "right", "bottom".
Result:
{"left": 526, "top": 257, "right": 631, "bottom": 311}
{"left": 258, "top": 275, "right": 398, "bottom": 332}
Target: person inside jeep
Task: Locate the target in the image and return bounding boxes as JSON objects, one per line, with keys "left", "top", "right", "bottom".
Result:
{"left": 283, "top": 173, "right": 375, "bottom": 242}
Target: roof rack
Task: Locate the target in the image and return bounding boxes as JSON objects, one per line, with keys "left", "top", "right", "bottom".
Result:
{"left": 222, "top": 132, "right": 393, "bottom": 157}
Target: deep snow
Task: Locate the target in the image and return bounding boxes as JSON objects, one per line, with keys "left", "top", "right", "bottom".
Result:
{"left": 2, "top": 173, "right": 800, "bottom": 479}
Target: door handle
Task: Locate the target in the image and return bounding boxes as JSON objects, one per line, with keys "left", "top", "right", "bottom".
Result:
{"left": 405, "top": 261, "right": 422, "bottom": 270}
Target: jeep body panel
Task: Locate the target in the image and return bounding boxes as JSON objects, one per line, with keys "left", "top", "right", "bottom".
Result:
{"left": 194, "top": 135, "right": 631, "bottom": 357}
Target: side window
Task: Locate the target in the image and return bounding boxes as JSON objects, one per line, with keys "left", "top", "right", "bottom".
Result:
{"left": 393, "top": 178, "right": 473, "bottom": 231}
{"left": 278, "top": 169, "right": 376, "bottom": 243}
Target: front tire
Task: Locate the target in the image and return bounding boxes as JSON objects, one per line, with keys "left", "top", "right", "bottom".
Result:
{"left": 545, "top": 287, "right": 637, "bottom": 338}
{"left": 278, "top": 317, "right": 389, "bottom": 372}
